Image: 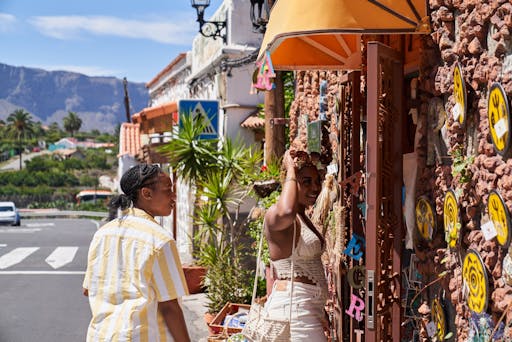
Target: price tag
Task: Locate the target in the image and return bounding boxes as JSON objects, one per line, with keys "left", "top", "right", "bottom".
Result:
{"left": 426, "top": 321, "right": 437, "bottom": 337}
{"left": 494, "top": 118, "right": 508, "bottom": 139}
{"left": 481, "top": 220, "right": 497, "bottom": 241}
{"left": 452, "top": 103, "right": 461, "bottom": 121}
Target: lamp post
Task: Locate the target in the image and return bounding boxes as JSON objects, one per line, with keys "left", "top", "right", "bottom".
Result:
{"left": 190, "top": 0, "right": 227, "bottom": 42}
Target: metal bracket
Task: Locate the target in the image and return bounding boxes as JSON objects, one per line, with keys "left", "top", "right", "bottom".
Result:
{"left": 367, "top": 270, "right": 375, "bottom": 330}
{"left": 269, "top": 118, "right": 289, "bottom": 126}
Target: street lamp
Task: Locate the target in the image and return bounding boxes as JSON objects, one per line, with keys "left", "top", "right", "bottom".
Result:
{"left": 250, "top": 0, "right": 270, "bottom": 33}
{"left": 190, "top": 0, "right": 227, "bottom": 42}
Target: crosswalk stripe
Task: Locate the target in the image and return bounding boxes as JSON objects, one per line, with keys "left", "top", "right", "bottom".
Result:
{"left": 0, "top": 247, "right": 40, "bottom": 269}
{"left": 0, "top": 271, "right": 84, "bottom": 275}
{"left": 45, "top": 247, "right": 79, "bottom": 269}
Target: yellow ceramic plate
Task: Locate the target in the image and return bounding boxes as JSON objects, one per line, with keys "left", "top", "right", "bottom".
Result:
{"left": 487, "top": 82, "right": 511, "bottom": 157}
{"left": 487, "top": 190, "right": 511, "bottom": 248}
{"left": 462, "top": 249, "right": 488, "bottom": 314}
{"left": 415, "top": 196, "right": 435, "bottom": 241}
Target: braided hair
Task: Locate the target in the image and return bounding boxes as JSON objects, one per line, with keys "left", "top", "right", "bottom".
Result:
{"left": 109, "top": 164, "right": 162, "bottom": 211}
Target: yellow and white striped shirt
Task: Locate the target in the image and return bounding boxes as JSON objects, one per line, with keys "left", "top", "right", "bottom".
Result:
{"left": 83, "top": 208, "right": 188, "bottom": 342}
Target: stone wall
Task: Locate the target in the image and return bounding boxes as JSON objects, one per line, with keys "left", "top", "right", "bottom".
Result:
{"left": 418, "top": 0, "right": 512, "bottom": 339}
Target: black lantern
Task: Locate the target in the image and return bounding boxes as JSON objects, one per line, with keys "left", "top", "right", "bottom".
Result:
{"left": 250, "top": 0, "right": 271, "bottom": 33}
{"left": 190, "top": 0, "right": 227, "bottom": 42}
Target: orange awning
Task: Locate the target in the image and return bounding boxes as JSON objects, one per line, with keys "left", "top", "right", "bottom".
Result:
{"left": 258, "top": 0, "right": 429, "bottom": 70}
{"left": 132, "top": 102, "right": 179, "bottom": 124}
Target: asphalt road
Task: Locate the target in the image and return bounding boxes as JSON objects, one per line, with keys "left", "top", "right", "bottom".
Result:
{"left": 0, "top": 218, "right": 97, "bottom": 342}
{"left": 0, "top": 150, "right": 51, "bottom": 171}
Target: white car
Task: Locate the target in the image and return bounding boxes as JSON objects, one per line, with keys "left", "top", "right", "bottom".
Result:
{"left": 0, "top": 202, "right": 20, "bottom": 226}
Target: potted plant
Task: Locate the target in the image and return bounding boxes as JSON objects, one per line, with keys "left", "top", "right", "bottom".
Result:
{"left": 251, "top": 157, "right": 281, "bottom": 198}
{"left": 161, "top": 115, "right": 257, "bottom": 328}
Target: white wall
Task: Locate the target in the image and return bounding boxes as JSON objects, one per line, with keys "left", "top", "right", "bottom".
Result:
{"left": 228, "top": 0, "right": 262, "bottom": 47}
{"left": 149, "top": 53, "right": 192, "bottom": 106}
{"left": 159, "top": 0, "right": 266, "bottom": 263}
{"left": 117, "top": 155, "right": 138, "bottom": 193}
{"left": 175, "top": 177, "right": 194, "bottom": 264}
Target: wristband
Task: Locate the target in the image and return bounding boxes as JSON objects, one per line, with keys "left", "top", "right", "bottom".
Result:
{"left": 284, "top": 177, "right": 297, "bottom": 183}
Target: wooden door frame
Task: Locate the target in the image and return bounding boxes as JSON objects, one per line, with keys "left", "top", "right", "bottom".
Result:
{"left": 366, "top": 41, "right": 404, "bottom": 342}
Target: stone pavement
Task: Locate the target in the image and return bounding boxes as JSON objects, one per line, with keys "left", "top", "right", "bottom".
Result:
{"left": 182, "top": 293, "right": 209, "bottom": 342}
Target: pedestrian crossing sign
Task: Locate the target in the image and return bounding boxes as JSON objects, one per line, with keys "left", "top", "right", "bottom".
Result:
{"left": 178, "top": 100, "right": 219, "bottom": 139}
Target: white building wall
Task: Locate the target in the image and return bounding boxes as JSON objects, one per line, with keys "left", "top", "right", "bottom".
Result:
{"left": 155, "top": 0, "right": 265, "bottom": 263}
{"left": 117, "top": 155, "right": 138, "bottom": 193}
{"left": 149, "top": 53, "right": 192, "bottom": 106}
{"left": 175, "top": 177, "right": 194, "bottom": 264}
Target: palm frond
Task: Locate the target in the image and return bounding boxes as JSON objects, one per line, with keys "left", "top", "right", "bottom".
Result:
{"left": 158, "top": 114, "right": 218, "bottom": 183}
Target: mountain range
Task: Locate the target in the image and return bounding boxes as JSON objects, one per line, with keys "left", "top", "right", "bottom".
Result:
{"left": 0, "top": 63, "right": 149, "bottom": 133}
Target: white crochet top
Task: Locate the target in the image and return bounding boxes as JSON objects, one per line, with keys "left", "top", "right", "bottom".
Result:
{"left": 270, "top": 216, "right": 327, "bottom": 294}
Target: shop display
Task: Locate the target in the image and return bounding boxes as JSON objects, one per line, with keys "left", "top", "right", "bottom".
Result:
{"left": 487, "top": 190, "right": 511, "bottom": 248}
{"left": 431, "top": 298, "right": 446, "bottom": 341}
{"left": 453, "top": 62, "right": 467, "bottom": 125}
{"left": 487, "top": 82, "right": 512, "bottom": 157}
{"left": 462, "top": 250, "right": 489, "bottom": 314}
{"left": 443, "top": 189, "right": 460, "bottom": 248}
{"left": 415, "top": 196, "right": 436, "bottom": 241}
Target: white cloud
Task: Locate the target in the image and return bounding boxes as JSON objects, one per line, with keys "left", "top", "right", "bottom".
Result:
{"left": 0, "top": 13, "right": 16, "bottom": 32}
{"left": 29, "top": 15, "right": 196, "bottom": 45}
{"left": 32, "top": 64, "right": 120, "bottom": 78}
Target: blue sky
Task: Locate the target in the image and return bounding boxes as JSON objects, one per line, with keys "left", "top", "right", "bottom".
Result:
{"left": 0, "top": 0, "right": 222, "bottom": 84}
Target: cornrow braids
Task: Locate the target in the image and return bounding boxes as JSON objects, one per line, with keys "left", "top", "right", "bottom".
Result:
{"left": 111, "top": 164, "right": 162, "bottom": 210}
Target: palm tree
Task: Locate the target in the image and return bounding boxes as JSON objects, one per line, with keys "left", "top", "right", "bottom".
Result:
{"left": 5, "top": 109, "right": 35, "bottom": 170}
{"left": 159, "top": 113, "right": 218, "bottom": 183}
{"left": 63, "top": 111, "right": 82, "bottom": 137}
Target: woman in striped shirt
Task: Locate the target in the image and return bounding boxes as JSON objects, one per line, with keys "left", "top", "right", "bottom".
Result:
{"left": 83, "top": 164, "right": 190, "bottom": 341}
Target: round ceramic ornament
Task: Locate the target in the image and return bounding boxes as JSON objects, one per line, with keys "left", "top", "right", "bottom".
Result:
{"left": 453, "top": 62, "right": 467, "bottom": 125}
{"left": 462, "top": 249, "right": 489, "bottom": 314}
{"left": 416, "top": 196, "right": 436, "bottom": 241}
{"left": 431, "top": 298, "right": 446, "bottom": 341}
{"left": 487, "top": 82, "right": 512, "bottom": 157}
{"left": 443, "top": 190, "right": 460, "bottom": 248}
{"left": 487, "top": 190, "right": 511, "bottom": 248}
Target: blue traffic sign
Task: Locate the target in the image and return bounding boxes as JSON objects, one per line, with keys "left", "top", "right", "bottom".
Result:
{"left": 178, "top": 99, "right": 219, "bottom": 139}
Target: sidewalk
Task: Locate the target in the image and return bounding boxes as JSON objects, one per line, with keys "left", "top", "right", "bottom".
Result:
{"left": 182, "top": 293, "right": 209, "bottom": 342}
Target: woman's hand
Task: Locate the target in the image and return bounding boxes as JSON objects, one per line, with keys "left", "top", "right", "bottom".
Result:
{"left": 283, "top": 150, "right": 295, "bottom": 172}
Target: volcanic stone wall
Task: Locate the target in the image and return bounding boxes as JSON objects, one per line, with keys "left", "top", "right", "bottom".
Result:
{"left": 414, "top": 0, "right": 512, "bottom": 339}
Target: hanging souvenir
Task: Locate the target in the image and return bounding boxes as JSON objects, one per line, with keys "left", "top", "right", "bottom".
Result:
{"left": 251, "top": 51, "right": 276, "bottom": 92}
{"left": 415, "top": 196, "right": 436, "bottom": 241}
{"left": 453, "top": 62, "right": 467, "bottom": 125}
{"left": 431, "top": 298, "right": 446, "bottom": 341}
{"left": 487, "top": 82, "right": 512, "bottom": 157}
{"left": 462, "top": 249, "right": 489, "bottom": 314}
{"left": 443, "top": 189, "right": 460, "bottom": 248}
{"left": 487, "top": 190, "right": 511, "bottom": 248}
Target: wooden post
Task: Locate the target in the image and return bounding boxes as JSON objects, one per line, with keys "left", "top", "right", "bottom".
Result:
{"left": 123, "top": 77, "right": 131, "bottom": 123}
{"left": 264, "top": 71, "right": 285, "bottom": 163}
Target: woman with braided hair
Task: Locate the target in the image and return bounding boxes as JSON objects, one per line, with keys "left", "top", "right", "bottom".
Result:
{"left": 83, "top": 163, "right": 191, "bottom": 342}
{"left": 263, "top": 149, "right": 328, "bottom": 341}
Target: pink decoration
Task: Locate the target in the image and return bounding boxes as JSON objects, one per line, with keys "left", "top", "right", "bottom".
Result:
{"left": 345, "top": 294, "right": 365, "bottom": 322}
{"left": 252, "top": 51, "right": 276, "bottom": 91}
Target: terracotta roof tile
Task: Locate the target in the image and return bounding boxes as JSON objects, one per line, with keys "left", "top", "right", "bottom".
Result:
{"left": 132, "top": 102, "right": 179, "bottom": 124}
{"left": 118, "top": 123, "right": 141, "bottom": 157}
{"left": 240, "top": 115, "right": 265, "bottom": 129}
